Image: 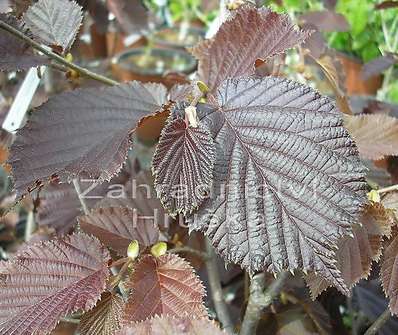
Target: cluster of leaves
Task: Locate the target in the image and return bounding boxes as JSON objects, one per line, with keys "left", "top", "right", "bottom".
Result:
{"left": 0, "top": 229, "right": 212, "bottom": 334}
{"left": 2, "top": 0, "right": 398, "bottom": 334}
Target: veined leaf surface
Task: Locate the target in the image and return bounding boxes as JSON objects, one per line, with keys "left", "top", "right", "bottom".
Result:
{"left": 0, "top": 233, "right": 110, "bottom": 335}
{"left": 10, "top": 82, "right": 167, "bottom": 197}
{"left": 188, "top": 77, "right": 367, "bottom": 293}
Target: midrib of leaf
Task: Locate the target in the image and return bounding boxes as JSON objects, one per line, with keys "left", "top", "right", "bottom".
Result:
{"left": 220, "top": 112, "right": 354, "bottom": 229}
{"left": 214, "top": 112, "right": 347, "bottom": 282}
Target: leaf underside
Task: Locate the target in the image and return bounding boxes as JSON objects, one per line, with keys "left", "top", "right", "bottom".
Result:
{"left": 78, "top": 292, "right": 124, "bottom": 335}
{"left": 305, "top": 203, "right": 393, "bottom": 298}
{"left": 191, "top": 5, "right": 311, "bottom": 92}
{"left": 344, "top": 113, "right": 398, "bottom": 160}
{"left": 10, "top": 81, "right": 167, "bottom": 197}
{"left": 0, "top": 13, "right": 48, "bottom": 71}
{"left": 79, "top": 206, "right": 160, "bottom": 256}
{"left": 0, "top": 233, "right": 110, "bottom": 335}
{"left": 37, "top": 172, "right": 130, "bottom": 234}
{"left": 38, "top": 182, "right": 82, "bottom": 234}
{"left": 24, "top": 0, "right": 83, "bottom": 52}
{"left": 117, "top": 316, "right": 224, "bottom": 335}
{"left": 152, "top": 114, "right": 216, "bottom": 216}
{"left": 123, "top": 253, "right": 207, "bottom": 324}
{"left": 187, "top": 76, "right": 367, "bottom": 293}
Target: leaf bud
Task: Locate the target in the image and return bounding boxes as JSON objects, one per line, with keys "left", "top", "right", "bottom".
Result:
{"left": 151, "top": 242, "right": 167, "bottom": 257}
{"left": 127, "top": 240, "right": 139, "bottom": 260}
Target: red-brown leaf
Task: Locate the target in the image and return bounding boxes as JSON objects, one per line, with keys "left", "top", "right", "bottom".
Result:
{"left": 188, "top": 77, "right": 367, "bottom": 294}
{"left": 79, "top": 207, "right": 160, "bottom": 256}
{"left": 78, "top": 292, "right": 124, "bottom": 335}
{"left": 152, "top": 115, "right": 216, "bottom": 216}
{"left": 10, "top": 82, "right": 167, "bottom": 197}
{"left": 0, "top": 233, "right": 110, "bottom": 335}
{"left": 191, "top": 6, "right": 311, "bottom": 92}
{"left": 117, "top": 316, "right": 225, "bottom": 335}
{"left": 123, "top": 253, "right": 207, "bottom": 323}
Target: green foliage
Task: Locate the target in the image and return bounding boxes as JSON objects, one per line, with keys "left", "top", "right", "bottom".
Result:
{"left": 336, "top": 0, "right": 370, "bottom": 36}
{"left": 387, "top": 81, "right": 398, "bottom": 103}
{"left": 166, "top": 0, "right": 217, "bottom": 25}
{"left": 268, "top": 0, "right": 317, "bottom": 13}
{"left": 330, "top": 0, "right": 398, "bottom": 62}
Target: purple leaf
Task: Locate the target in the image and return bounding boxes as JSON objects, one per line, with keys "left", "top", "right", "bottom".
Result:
{"left": 38, "top": 182, "right": 83, "bottom": 234}
{"left": 95, "top": 170, "right": 172, "bottom": 230}
{"left": 361, "top": 53, "right": 398, "bottom": 80}
{"left": 79, "top": 206, "right": 160, "bottom": 256}
{"left": 37, "top": 176, "right": 128, "bottom": 234}
{"left": 0, "top": 233, "right": 110, "bottom": 335}
{"left": 122, "top": 254, "right": 207, "bottom": 324}
{"left": 188, "top": 77, "right": 367, "bottom": 293}
{"left": 381, "top": 230, "right": 398, "bottom": 315}
{"left": 169, "top": 84, "right": 192, "bottom": 102}
{"left": 152, "top": 114, "right": 216, "bottom": 216}
{"left": 322, "top": 0, "right": 337, "bottom": 9}
{"left": 299, "top": 10, "right": 350, "bottom": 32}
{"left": 300, "top": 24, "right": 326, "bottom": 59}
{"left": 24, "top": 0, "right": 83, "bottom": 52}
{"left": 190, "top": 6, "right": 311, "bottom": 92}
{"left": 10, "top": 81, "right": 167, "bottom": 197}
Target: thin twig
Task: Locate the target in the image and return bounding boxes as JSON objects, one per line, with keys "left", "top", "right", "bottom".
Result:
{"left": 364, "top": 308, "right": 391, "bottom": 335}
{"left": 240, "top": 271, "right": 289, "bottom": 335}
{"left": 169, "top": 246, "right": 209, "bottom": 260}
{"left": 0, "top": 20, "right": 118, "bottom": 86}
{"left": 24, "top": 210, "right": 36, "bottom": 241}
{"left": 204, "top": 239, "right": 234, "bottom": 334}
{"left": 377, "top": 184, "right": 398, "bottom": 194}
